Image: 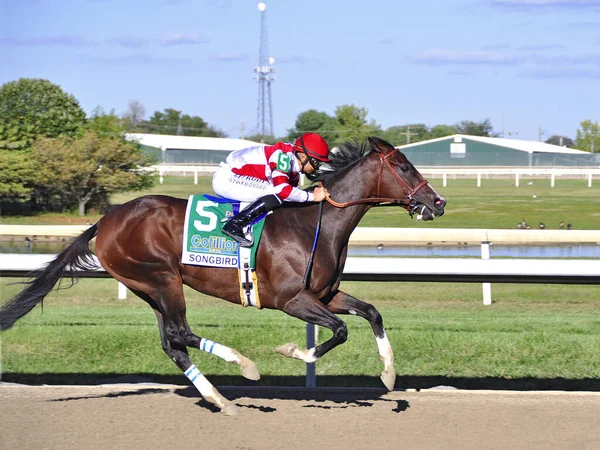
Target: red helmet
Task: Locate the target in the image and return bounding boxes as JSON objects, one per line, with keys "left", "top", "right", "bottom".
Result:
{"left": 294, "top": 132, "right": 330, "bottom": 162}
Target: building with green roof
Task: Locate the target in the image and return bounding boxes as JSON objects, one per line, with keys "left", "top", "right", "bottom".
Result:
{"left": 397, "top": 135, "right": 599, "bottom": 167}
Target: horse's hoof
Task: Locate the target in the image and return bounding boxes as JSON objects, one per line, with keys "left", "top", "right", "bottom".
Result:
{"left": 241, "top": 361, "right": 260, "bottom": 381}
{"left": 275, "top": 343, "right": 298, "bottom": 358}
{"left": 221, "top": 403, "right": 241, "bottom": 416}
{"left": 380, "top": 369, "right": 396, "bottom": 392}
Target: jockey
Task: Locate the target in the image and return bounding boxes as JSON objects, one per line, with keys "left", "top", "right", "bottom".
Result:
{"left": 212, "top": 132, "right": 331, "bottom": 247}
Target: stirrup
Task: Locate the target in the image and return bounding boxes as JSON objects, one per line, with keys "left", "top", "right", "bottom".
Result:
{"left": 222, "top": 227, "right": 253, "bottom": 247}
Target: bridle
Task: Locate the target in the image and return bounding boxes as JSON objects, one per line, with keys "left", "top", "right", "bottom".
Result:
{"left": 323, "top": 147, "right": 429, "bottom": 216}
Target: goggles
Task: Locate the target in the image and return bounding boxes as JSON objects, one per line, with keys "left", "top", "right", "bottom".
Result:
{"left": 308, "top": 156, "right": 322, "bottom": 170}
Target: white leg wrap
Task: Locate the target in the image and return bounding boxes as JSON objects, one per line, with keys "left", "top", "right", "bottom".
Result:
{"left": 376, "top": 332, "right": 394, "bottom": 368}
{"left": 184, "top": 364, "right": 227, "bottom": 409}
{"left": 200, "top": 338, "right": 240, "bottom": 364}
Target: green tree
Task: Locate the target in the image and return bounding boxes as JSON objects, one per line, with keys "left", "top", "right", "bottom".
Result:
{"left": 333, "top": 104, "right": 381, "bottom": 145}
{"left": 31, "top": 131, "right": 155, "bottom": 215}
{"left": 545, "top": 135, "right": 574, "bottom": 148}
{"left": 0, "top": 78, "right": 86, "bottom": 150}
{"left": 454, "top": 119, "right": 497, "bottom": 137}
{"left": 139, "top": 108, "right": 226, "bottom": 137}
{"left": 575, "top": 120, "right": 600, "bottom": 153}
{"left": 0, "top": 149, "right": 37, "bottom": 204}
{"left": 87, "top": 107, "right": 128, "bottom": 136}
{"left": 430, "top": 124, "right": 457, "bottom": 139}
{"left": 286, "top": 109, "right": 338, "bottom": 143}
{"left": 381, "top": 124, "right": 431, "bottom": 146}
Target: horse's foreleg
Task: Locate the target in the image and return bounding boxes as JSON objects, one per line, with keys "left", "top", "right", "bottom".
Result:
{"left": 276, "top": 291, "right": 348, "bottom": 362}
{"left": 326, "top": 291, "right": 396, "bottom": 391}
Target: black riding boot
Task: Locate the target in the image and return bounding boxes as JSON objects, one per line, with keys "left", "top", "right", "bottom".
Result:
{"left": 222, "top": 195, "right": 282, "bottom": 247}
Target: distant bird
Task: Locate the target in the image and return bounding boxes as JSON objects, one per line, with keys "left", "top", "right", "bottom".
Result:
{"left": 24, "top": 236, "right": 31, "bottom": 249}
{"left": 567, "top": 224, "right": 573, "bottom": 230}
{"left": 527, "top": 181, "right": 533, "bottom": 185}
{"left": 521, "top": 219, "right": 530, "bottom": 229}
{"left": 539, "top": 222, "right": 545, "bottom": 229}
{"left": 376, "top": 244, "right": 384, "bottom": 251}
{"left": 559, "top": 221, "right": 565, "bottom": 229}
{"left": 517, "top": 223, "right": 523, "bottom": 229}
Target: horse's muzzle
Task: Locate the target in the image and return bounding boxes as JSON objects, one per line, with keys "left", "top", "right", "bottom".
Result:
{"left": 418, "top": 196, "right": 446, "bottom": 220}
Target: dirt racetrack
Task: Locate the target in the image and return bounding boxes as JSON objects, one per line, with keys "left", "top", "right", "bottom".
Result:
{"left": 1, "top": 383, "right": 599, "bottom": 450}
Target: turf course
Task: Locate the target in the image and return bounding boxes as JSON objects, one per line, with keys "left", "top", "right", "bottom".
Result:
{"left": 1, "top": 278, "right": 599, "bottom": 388}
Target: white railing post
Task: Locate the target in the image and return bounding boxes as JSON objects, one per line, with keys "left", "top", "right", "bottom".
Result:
{"left": 481, "top": 241, "right": 492, "bottom": 305}
{"left": 159, "top": 169, "right": 164, "bottom": 185}
{"left": 443, "top": 173, "right": 447, "bottom": 187}
{"left": 194, "top": 170, "right": 198, "bottom": 185}
{"left": 515, "top": 172, "right": 520, "bottom": 187}
{"left": 306, "top": 323, "right": 317, "bottom": 387}
{"left": 551, "top": 172, "right": 555, "bottom": 188}
{"left": 588, "top": 173, "right": 592, "bottom": 188}
{"left": 118, "top": 282, "right": 127, "bottom": 300}
{"left": 477, "top": 173, "right": 481, "bottom": 187}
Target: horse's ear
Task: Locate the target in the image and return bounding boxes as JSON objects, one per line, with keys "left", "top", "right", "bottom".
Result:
{"left": 368, "top": 136, "right": 395, "bottom": 153}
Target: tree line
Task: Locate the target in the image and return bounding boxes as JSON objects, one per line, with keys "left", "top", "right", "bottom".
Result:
{"left": 1, "top": 78, "right": 599, "bottom": 216}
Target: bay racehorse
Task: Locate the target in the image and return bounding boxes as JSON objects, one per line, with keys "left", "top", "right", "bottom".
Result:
{"left": 0, "top": 137, "right": 446, "bottom": 415}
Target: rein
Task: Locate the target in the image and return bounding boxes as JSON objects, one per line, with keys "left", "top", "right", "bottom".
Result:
{"left": 302, "top": 200, "right": 323, "bottom": 289}
{"left": 321, "top": 148, "right": 429, "bottom": 212}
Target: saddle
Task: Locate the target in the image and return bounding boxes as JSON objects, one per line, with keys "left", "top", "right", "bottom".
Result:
{"left": 182, "top": 194, "right": 266, "bottom": 307}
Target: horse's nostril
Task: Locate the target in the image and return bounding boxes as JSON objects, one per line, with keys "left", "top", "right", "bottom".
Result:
{"left": 435, "top": 197, "right": 446, "bottom": 208}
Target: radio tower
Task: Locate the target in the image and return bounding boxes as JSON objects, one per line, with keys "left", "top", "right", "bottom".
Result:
{"left": 254, "top": 1, "right": 275, "bottom": 137}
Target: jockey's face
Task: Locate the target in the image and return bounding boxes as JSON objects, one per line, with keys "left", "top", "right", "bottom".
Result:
{"left": 296, "top": 153, "right": 316, "bottom": 174}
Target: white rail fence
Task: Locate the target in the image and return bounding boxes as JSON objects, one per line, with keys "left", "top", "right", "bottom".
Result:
{"left": 146, "top": 165, "right": 600, "bottom": 188}
{"left": 2, "top": 252, "right": 599, "bottom": 304}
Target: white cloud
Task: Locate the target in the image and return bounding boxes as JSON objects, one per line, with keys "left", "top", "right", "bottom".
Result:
{"left": 209, "top": 52, "right": 250, "bottom": 62}
{"left": 517, "top": 44, "right": 564, "bottom": 51}
{"left": 408, "top": 49, "right": 520, "bottom": 65}
{"left": 0, "top": 36, "right": 96, "bottom": 46}
{"left": 521, "top": 68, "right": 600, "bottom": 78}
{"left": 481, "top": 43, "right": 512, "bottom": 50}
{"left": 491, "top": 0, "right": 600, "bottom": 9}
{"left": 160, "top": 32, "right": 209, "bottom": 46}
{"left": 80, "top": 53, "right": 192, "bottom": 64}
{"left": 106, "top": 36, "right": 150, "bottom": 48}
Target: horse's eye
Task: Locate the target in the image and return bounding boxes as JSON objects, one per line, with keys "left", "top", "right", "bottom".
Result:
{"left": 401, "top": 165, "right": 409, "bottom": 172}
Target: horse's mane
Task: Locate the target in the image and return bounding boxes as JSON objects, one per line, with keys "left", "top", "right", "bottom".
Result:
{"left": 310, "top": 139, "right": 373, "bottom": 183}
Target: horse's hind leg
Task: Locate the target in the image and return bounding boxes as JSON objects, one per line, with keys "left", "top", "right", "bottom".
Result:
{"left": 146, "top": 282, "right": 259, "bottom": 381}
{"left": 127, "top": 284, "right": 243, "bottom": 415}
{"left": 326, "top": 291, "right": 396, "bottom": 391}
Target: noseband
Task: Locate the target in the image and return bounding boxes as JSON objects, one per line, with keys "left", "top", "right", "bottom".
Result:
{"left": 377, "top": 148, "right": 428, "bottom": 202}
{"left": 323, "top": 148, "right": 429, "bottom": 214}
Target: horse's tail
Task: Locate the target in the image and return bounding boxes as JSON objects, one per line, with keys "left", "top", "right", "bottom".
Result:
{"left": 0, "top": 223, "right": 99, "bottom": 331}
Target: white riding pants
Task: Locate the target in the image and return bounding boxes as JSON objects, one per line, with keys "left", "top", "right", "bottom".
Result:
{"left": 212, "top": 163, "right": 275, "bottom": 202}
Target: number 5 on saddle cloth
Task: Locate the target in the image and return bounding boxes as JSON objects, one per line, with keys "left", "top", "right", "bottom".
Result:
{"left": 182, "top": 194, "right": 267, "bottom": 307}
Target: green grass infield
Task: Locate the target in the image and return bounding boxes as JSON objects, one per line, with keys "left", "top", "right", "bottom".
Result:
{"left": 2, "top": 176, "right": 600, "bottom": 230}
{"left": 1, "top": 278, "right": 599, "bottom": 390}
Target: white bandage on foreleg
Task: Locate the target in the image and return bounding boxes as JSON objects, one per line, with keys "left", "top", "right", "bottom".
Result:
{"left": 200, "top": 338, "right": 240, "bottom": 363}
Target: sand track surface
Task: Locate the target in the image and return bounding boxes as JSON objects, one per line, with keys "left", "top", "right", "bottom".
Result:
{"left": 2, "top": 384, "right": 599, "bottom": 450}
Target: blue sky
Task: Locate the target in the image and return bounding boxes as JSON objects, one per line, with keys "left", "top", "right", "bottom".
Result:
{"left": 1, "top": 0, "right": 599, "bottom": 142}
